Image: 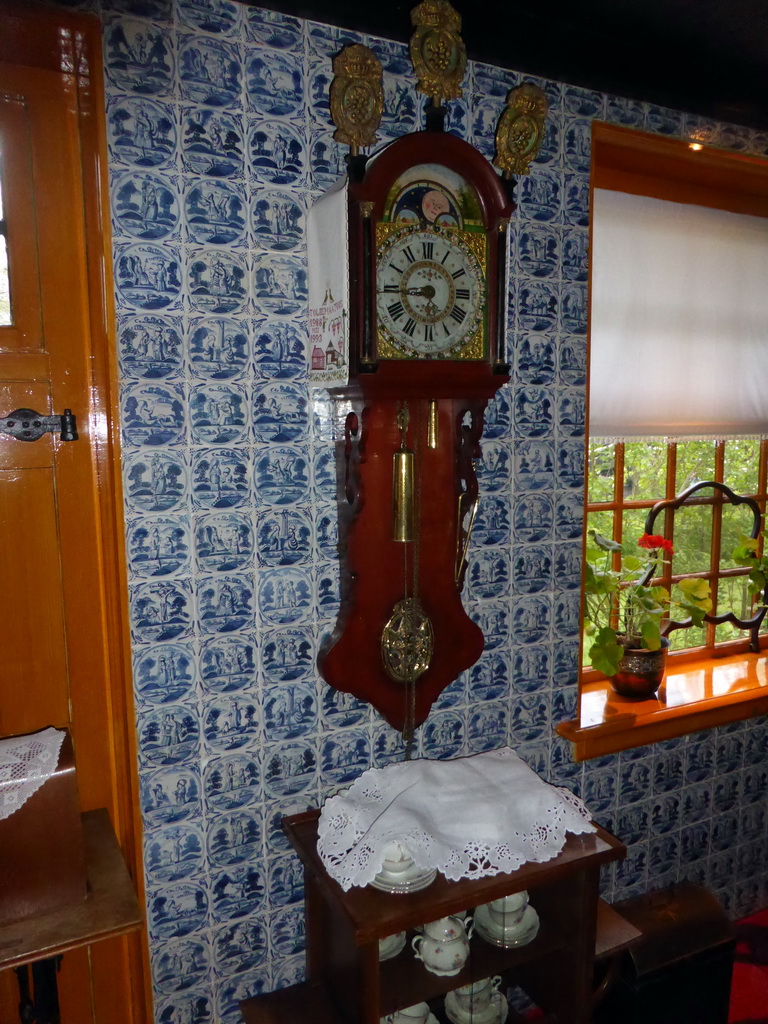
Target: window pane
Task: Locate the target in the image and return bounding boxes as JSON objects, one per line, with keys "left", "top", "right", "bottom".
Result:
{"left": 622, "top": 510, "right": 651, "bottom": 553}
{"left": 587, "top": 441, "right": 615, "bottom": 503}
{"left": 668, "top": 623, "right": 705, "bottom": 651}
{"left": 720, "top": 503, "right": 759, "bottom": 568}
{"left": 0, "top": 232, "right": 10, "bottom": 326}
{"left": 587, "top": 509, "right": 614, "bottom": 542}
{"left": 675, "top": 439, "right": 716, "bottom": 492}
{"left": 623, "top": 440, "right": 667, "bottom": 501}
{"left": 716, "top": 575, "right": 755, "bottom": 624}
{"left": 671, "top": 505, "right": 712, "bottom": 574}
{"left": 724, "top": 437, "right": 761, "bottom": 494}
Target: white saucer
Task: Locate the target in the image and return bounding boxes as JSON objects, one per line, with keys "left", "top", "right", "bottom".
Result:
{"left": 382, "top": 1012, "right": 440, "bottom": 1024}
{"left": 370, "top": 866, "right": 437, "bottom": 894}
{"left": 474, "top": 904, "right": 539, "bottom": 948}
{"left": 445, "top": 990, "right": 508, "bottom": 1024}
{"left": 379, "top": 931, "right": 406, "bottom": 961}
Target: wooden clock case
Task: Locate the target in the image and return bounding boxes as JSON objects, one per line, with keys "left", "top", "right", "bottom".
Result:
{"left": 318, "top": 128, "right": 515, "bottom": 731}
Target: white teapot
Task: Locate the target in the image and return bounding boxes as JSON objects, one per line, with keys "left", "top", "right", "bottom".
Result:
{"left": 412, "top": 915, "right": 474, "bottom": 976}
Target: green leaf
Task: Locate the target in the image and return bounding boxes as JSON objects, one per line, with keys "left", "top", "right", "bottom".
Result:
{"left": 589, "top": 626, "right": 624, "bottom": 677}
{"left": 640, "top": 620, "right": 661, "bottom": 650}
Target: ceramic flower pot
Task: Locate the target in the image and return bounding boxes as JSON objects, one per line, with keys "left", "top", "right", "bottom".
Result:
{"left": 610, "top": 638, "right": 669, "bottom": 699}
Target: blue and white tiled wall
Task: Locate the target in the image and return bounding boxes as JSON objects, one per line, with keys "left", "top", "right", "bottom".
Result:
{"left": 49, "top": 0, "right": 768, "bottom": 1016}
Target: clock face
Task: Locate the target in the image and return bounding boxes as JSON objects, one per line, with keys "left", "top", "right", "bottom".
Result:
{"left": 376, "top": 225, "right": 486, "bottom": 358}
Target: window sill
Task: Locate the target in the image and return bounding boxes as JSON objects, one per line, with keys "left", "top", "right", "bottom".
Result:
{"left": 557, "top": 651, "right": 768, "bottom": 761}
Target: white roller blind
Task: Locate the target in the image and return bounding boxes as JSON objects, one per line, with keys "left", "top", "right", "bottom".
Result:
{"left": 589, "top": 188, "right": 768, "bottom": 439}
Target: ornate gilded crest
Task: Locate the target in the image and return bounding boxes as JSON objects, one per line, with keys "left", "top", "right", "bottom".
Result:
{"left": 493, "top": 83, "right": 549, "bottom": 177}
{"left": 409, "top": 0, "right": 467, "bottom": 105}
{"left": 330, "top": 44, "right": 384, "bottom": 155}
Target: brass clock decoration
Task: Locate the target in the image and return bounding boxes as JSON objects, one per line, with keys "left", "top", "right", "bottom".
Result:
{"left": 409, "top": 0, "right": 467, "bottom": 106}
{"left": 330, "top": 44, "right": 384, "bottom": 156}
{"left": 494, "top": 83, "right": 549, "bottom": 178}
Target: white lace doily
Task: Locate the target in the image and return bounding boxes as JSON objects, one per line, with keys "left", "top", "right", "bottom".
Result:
{"left": 0, "top": 727, "right": 66, "bottom": 821}
{"left": 317, "top": 747, "right": 596, "bottom": 890}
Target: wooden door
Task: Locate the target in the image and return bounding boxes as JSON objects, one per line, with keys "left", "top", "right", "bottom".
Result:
{"left": 0, "top": 5, "right": 149, "bottom": 1023}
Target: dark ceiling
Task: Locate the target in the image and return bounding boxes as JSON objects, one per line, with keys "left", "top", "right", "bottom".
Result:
{"left": 251, "top": 0, "right": 768, "bottom": 132}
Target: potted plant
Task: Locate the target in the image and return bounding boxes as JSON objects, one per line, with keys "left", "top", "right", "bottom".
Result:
{"left": 732, "top": 534, "right": 768, "bottom": 605}
{"left": 584, "top": 531, "right": 712, "bottom": 698}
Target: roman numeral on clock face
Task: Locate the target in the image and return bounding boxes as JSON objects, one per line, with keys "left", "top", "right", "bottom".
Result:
{"left": 387, "top": 300, "right": 405, "bottom": 321}
{"left": 451, "top": 267, "right": 466, "bottom": 280}
{"left": 403, "top": 318, "right": 417, "bottom": 337}
{"left": 455, "top": 287, "right": 470, "bottom": 300}
{"left": 422, "top": 240, "right": 434, "bottom": 260}
{"left": 450, "top": 305, "right": 467, "bottom": 324}
{"left": 424, "top": 324, "right": 434, "bottom": 344}
{"left": 402, "top": 246, "right": 416, "bottom": 264}
{"left": 382, "top": 284, "right": 400, "bottom": 293}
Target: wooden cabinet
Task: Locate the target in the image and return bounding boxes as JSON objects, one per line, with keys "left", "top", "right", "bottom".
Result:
{"left": 241, "top": 809, "right": 627, "bottom": 1024}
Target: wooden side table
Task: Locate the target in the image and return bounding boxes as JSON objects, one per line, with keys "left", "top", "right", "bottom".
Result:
{"left": 242, "top": 809, "right": 629, "bottom": 1024}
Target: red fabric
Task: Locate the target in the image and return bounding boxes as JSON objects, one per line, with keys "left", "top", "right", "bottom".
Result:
{"left": 730, "top": 907, "right": 768, "bottom": 1023}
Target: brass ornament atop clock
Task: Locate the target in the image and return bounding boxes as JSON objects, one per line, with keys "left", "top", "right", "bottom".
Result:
{"left": 329, "top": 44, "right": 384, "bottom": 156}
{"left": 315, "top": 2, "right": 547, "bottom": 743}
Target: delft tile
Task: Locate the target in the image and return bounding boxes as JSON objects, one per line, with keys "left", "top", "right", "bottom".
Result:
{"left": 549, "top": 734, "right": 580, "bottom": 783}
{"left": 605, "top": 95, "right": 644, "bottom": 128}
{"left": 552, "top": 544, "right": 581, "bottom": 591}
{"left": 511, "top": 595, "right": 551, "bottom": 645}
{"left": 197, "top": 574, "right": 254, "bottom": 633}
{"left": 245, "top": 49, "right": 303, "bottom": 119}
{"left": 263, "top": 739, "right": 318, "bottom": 799}
{"left": 557, "top": 388, "right": 586, "bottom": 439}
{"left": 112, "top": 0, "right": 172, "bottom": 18}
{"left": 468, "top": 650, "right": 512, "bottom": 701}
{"left": 309, "top": 130, "right": 347, "bottom": 191}
{"left": 651, "top": 793, "right": 681, "bottom": 835}
{"left": 739, "top": 802, "right": 767, "bottom": 844}
{"left": 560, "top": 228, "right": 588, "bottom": 284}
{"left": 148, "top": 880, "right": 209, "bottom": 940}
{"left": 555, "top": 491, "right": 583, "bottom": 541}
{"left": 107, "top": 95, "right": 178, "bottom": 170}
{"left": 681, "top": 822, "right": 711, "bottom": 863}
{"left": 119, "top": 313, "right": 183, "bottom": 380}
{"left": 252, "top": 382, "right": 308, "bottom": 443}
{"left": 155, "top": 990, "right": 214, "bottom": 1024}
{"left": 514, "top": 440, "right": 556, "bottom": 492}
{"left": 473, "top": 62, "right": 515, "bottom": 100}
{"left": 179, "top": 36, "right": 243, "bottom": 108}
{"left": 199, "top": 634, "right": 257, "bottom": 694}
{"left": 250, "top": 188, "right": 304, "bottom": 253}
{"left": 213, "top": 918, "right": 268, "bottom": 977}
{"left": 190, "top": 382, "right": 248, "bottom": 444}
{"left": 152, "top": 934, "right": 212, "bottom": 996}
{"left": 737, "top": 840, "right": 768, "bottom": 879}
{"left": 685, "top": 862, "right": 709, "bottom": 889}
{"left": 433, "top": 674, "right": 467, "bottom": 711}
{"left": 256, "top": 508, "right": 311, "bottom": 566}
{"left": 685, "top": 732, "right": 716, "bottom": 783}
{"left": 272, "top": 953, "right": 306, "bottom": 990}
{"left": 312, "top": 447, "right": 338, "bottom": 503}
{"left": 619, "top": 760, "right": 652, "bottom": 806}
{"left": 558, "top": 335, "right": 586, "bottom": 387}
{"left": 710, "top": 809, "right": 740, "bottom": 854}
{"left": 257, "top": 567, "right": 311, "bottom": 626}
{"left": 191, "top": 448, "right": 251, "bottom": 510}
{"left": 320, "top": 729, "right": 371, "bottom": 786}
{"left": 471, "top": 601, "right": 510, "bottom": 650}
{"left": 735, "top": 879, "right": 762, "bottom": 921}
{"left": 130, "top": 579, "right": 193, "bottom": 643}
{"left": 510, "top": 694, "right": 550, "bottom": 744}
{"left": 513, "top": 386, "right": 554, "bottom": 439}
{"left": 560, "top": 283, "right": 587, "bottom": 336}
{"left": 615, "top": 800, "right": 651, "bottom": 846}
{"left": 306, "top": 62, "right": 333, "bottom": 128}
{"left": 556, "top": 441, "right": 584, "bottom": 490}
{"left": 470, "top": 98, "right": 500, "bottom": 161}
{"left": 315, "top": 563, "right": 340, "bottom": 618}
{"left": 320, "top": 686, "right": 370, "bottom": 729}
{"left": 182, "top": 107, "right": 245, "bottom": 178}
{"left": 582, "top": 768, "right": 617, "bottom": 817}
{"left": 518, "top": 169, "right": 562, "bottom": 224}
{"left": 206, "top": 808, "right": 263, "bottom": 868}
{"left": 115, "top": 242, "right": 183, "bottom": 311}
{"left": 366, "top": 36, "right": 409, "bottom": 76}
{"left": 512, "top": 545, "right": 552, "bottom": 595}
{"left": 195, "top": 512, "right": 254, "bottom": 573}
{"left": 562, "top": 117, "right": 592, "bottom": 173}
{"left": 741, "top": 764, "right": 768, "bottom": 805}
{"left": 380, "top": 74, "right": 418, "bottom": 135}
{"left": 444, "top": 98, "right": 470, "bottom": 139}
{"left": 135, "top": 642, "right": 197, "bottom": 704}
{"left": 185, "top": 179, "right": 247, "bottom": 246}
{"left": 644, "top": 105, "right": 684, "bottom": 136}
{"left": 476, "top": 440, "right": 512, "bottom": 493}
{"left": 469, "top": 549, "right": 511, "bottom": 600}
{"left": 127, "top": 515, "right": 191, "bottom": 577}
{"left": 653, "top": 750, "right": 684, "bottom": 793}
{"left": 144, "top": 822, "right": 205, "bottom": 883}
{"left": 204, "top": 752, "right": 261, "bottom": 812}
{"left": 261, "top": 627, "right": 313, "bottom": 685}
{"left": 562, "top": 172, "right": 589, "bottom": 227}
{"left": 553, "top": 592, "right": 580, "bottom": 639}
{"left": 269, "top": 904, "right": 306, "bottom": 958}
{"left": 138, "top": 704, "right": 201, "bottom": 767}
{"left": 510, "top": 645, "right": 549, "bottom": 694}
{"left": 178, "top": 0, "right": 243, "bottom": 37}
{"left": 467, "top": 703, "right": 509, "bottom": 752}
{"left": 513, "top": 492, "right": 554, "bottom": 543}
{"left": 188, "top": 315, "right": 250, "bottom": 380}
{"left": 484, "top": 389, "right": 513, "bottom": 439}
{"left": 715, "top": 731, "right": 744, "bottom": 775}
{"left": 420, "top": 711, "right": 466, "bottom": 759}
{"left": 518, "top": 224, "right": 560, "bottom": 280}
{"left": 306, "top": 20, "right": 362, "bottom": 58}
{"left": 648, "top": 833, "right": 680, "bottom": 876}
{"left": 141, "top": 765, "right": 202, "bottom": 827}
{"left": 253, "top": 252, "right": 308, "bottom": 316}
{"left": 681, "top": 781, "right": 711, "bottom": 825}
{"left": 372, "top": 727, "right": 408, "bottom": 767}
{"left": 562, "top": 85, "right": 603, "bottom": 119}
{"left": 535, "top": 115, "right": 561, "bottom": 167}
{"left": 717, "top": 124, "right": 753, "bottom": 153}
{"left": 266, "top": 851, "right": 304, "bottom": 908}
{"left": 188, "top": 249, "right": 249, "bottom": 315}
{"left": 553, "top": 640, "right": 581, "bottom": 687}
{"left": 263, "top": 682, "right": 317, "bottom": 740}
{"left": 253, "top": 320, "right": 306, "bottom": 379}
{"left": 712, "top": 772, "right": 741, "bottom": 814}
{"left": 472, "top": 496, "right": 510, "bottom": 549}
{"left": 217, "top": 972, "right": 271, "bottom": 1024}
{"left": 203, "top": 694, "right": 260, "bottom": 752}
{"left": 113, "top": 170, "right": 181, "bottom": 241}
{"left": 104, "top": 17, "right": 175, "bottom": 97}
{"left": 249, "top": 119, "right": 307, "bottom": 187}
{"left": 708, "top": 850, "right": 739, "bottom": 894}
{"left": 518, "top": 280, "right": 559, "bottom": 332}
{"left": 613, "top": 841, "right": 648, "bottom": 893}
{"left": 551, "top": 686, "right": 577, "bottom": 723}
{"left": 743, "top": 725, "right": 768, "bottom": 765}
{"left": 122, "top": 382, "right": 186, "bottom": 448}
{"left": 244, "top": 7, "right": 302, "bottom": 50}
{"left": 210, "top": 863, "right": 266, "bottom": 924}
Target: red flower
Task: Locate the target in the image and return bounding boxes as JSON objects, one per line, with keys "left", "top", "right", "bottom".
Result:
{"left": 638, "top": 533, "right": 674, "bottom": 555}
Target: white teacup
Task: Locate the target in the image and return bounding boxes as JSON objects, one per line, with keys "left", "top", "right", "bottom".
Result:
{"left": 383, "top": 1001, "right": 430, "bottom": 1024}
{"left": 378, "top": 930, "right": 405, "bottom": 960}
{"left": 454, "top": 976, "right": 502, "bottom": 1014}
{"left": 380, "top": 840, "right": 415, "bottom": 877}
{"left": 486, "top": 890, "right": 528, "bottom": 929}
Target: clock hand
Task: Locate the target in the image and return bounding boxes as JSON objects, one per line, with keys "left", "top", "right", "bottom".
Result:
{"left": 403, "top": 285, "right": 436, "bottom": 299}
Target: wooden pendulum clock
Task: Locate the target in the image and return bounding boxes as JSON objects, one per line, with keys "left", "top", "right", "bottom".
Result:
{"left": 313, "top": 2, "right": 548, "bottom": 748}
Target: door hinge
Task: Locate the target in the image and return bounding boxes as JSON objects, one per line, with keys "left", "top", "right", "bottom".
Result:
{"left": 0, "top": 408, "right": 78, "bottom": 442}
